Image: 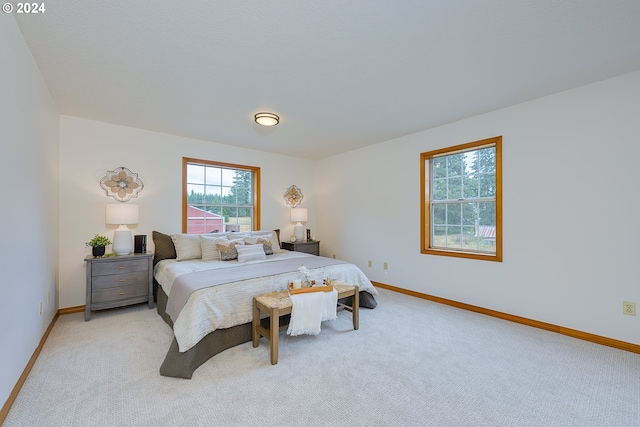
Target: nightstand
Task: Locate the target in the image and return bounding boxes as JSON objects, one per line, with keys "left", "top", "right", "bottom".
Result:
{"left": 280, "top": 240, "right": 320, "bottom": 256}
{"left": 84, "top": 252, "right": 154, "bottom": 321}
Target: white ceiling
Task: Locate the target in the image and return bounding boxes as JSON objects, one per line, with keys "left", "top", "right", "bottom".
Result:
{"left": 14, "top": 0, "right": 640, "bottom": 159}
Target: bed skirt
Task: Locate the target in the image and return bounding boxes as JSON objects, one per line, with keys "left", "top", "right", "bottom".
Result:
{"left": 156, "top": 285, "right": 377, "bottom": 379}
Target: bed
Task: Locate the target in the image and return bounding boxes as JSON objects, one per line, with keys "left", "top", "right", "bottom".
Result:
{"left": 152, "top": 230, "right": 378, "bottom": 378}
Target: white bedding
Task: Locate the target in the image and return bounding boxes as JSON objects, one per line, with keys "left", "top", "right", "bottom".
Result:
{"left": 155, "top": 251, "right": 378, "bottom": 352}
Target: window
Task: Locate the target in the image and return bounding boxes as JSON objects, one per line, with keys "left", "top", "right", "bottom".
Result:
{"left": 420, "top": 136, "right": 502, "bottom": 262}
{"left": 182, "top": 158, "right": 260, "bottom": 234}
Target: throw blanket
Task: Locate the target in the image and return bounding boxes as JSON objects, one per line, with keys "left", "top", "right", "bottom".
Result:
{"left": 287, "top": 289, "right": 338, "bottom": 336}
{"left": 166, "top": 256, "right": 348, "bottom": 322}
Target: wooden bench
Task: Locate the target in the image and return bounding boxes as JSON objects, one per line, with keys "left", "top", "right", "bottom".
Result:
{"left": 252, "top": 284, "right": 359, "bottom": 365}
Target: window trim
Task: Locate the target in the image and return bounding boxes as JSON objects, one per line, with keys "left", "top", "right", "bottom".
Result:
{"left": 420, "top": 136, "right": 502, "bottom": 262}
{"left": 182, "top": 157, "right": 261, "bottom": 233}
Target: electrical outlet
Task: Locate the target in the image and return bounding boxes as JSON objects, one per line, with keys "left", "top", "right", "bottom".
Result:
{"left": 39, "top": 301, "right": 42, "bottom": 316}
{"left": 47, "top": 291, "right": 50, "bottom": 304}
{"left": 368, "top": 260, "right": 372, "bottom": 268}
{"left": 383, "top": 262, "right": 388, "bottom": 270}
{"left": 622, "top": 301, "right": 636, "bottom": 316}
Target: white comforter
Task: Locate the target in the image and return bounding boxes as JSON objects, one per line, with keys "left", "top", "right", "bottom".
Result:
{"left": 154, "top": 251, "right": 378, "bottom": 352}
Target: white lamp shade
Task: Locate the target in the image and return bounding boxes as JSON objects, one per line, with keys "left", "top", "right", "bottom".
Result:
{"left": 290, "top": 208, "right": 307, "bottom": 223}
{"left": 106, "top": 203, "right": 139, "bottom": 225}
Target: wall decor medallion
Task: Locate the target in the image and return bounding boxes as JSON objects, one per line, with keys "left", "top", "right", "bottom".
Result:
{"left": 284, "top": 185, "right": 303, "bottom": 207}
{"left": 100, "top": 167, "right": 144, "bottom": 202}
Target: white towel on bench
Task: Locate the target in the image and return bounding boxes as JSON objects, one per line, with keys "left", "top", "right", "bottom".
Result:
{"left": 321, "top": 289, "right": 338, "bottom": 322}
{"left": 287, "top": 290, "right": 338, "bottom": 336}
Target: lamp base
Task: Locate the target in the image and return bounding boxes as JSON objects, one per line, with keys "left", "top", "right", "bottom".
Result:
{"left": 112, "top": 230, "right": 133, "bottom": 255}
{"left": 294, "top": 223, "right": 304, "bottom": 242}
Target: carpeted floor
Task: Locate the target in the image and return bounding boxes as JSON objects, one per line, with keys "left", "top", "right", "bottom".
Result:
{"left": 4, "top": 287, "right": 639, "bottom": 426}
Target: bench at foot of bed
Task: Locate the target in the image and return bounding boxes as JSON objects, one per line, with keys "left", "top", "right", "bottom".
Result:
{"left": 252, "top": 284, "right": 359, "bottom": 365}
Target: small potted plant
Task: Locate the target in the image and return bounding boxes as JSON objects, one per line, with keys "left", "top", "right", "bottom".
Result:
{"left": 86, "top": 234, "right": 112, "bottom": 257}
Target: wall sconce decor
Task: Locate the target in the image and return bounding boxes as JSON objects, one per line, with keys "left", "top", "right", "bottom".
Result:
{"left": 100, "top": 167, "right": 144, "bottom": 202}
{"left": 284, "top": 185, "right": 303, "bottom": 207}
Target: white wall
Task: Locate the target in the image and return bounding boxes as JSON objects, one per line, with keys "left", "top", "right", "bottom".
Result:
{"left": 0, "top": 16, "right": 60, "bottom": 406}
{"left": 4, "top": 11, "right": 638, "bottom": 410}
{"left": 58, "top": 116, "right": 316, "bottom": 308}
{"left": 316, "top": 70, "right": 640, "bottom": 346}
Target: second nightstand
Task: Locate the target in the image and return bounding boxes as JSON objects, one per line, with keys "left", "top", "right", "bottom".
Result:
{"left": 280, "top": 240, "right": 320, "bottom": 256}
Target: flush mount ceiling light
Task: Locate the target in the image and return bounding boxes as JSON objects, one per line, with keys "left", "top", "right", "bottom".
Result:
{"left": 254, "top": 112, "right": 279, "bottom": 126}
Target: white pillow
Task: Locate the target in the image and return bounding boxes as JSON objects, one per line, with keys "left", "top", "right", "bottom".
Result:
{"left": 171, "top": 234, "right": 202, "bottom": 261}
{"left": 200, "top": 235, "right": 228, "bottom": 261}
{"left": 243, "top": 235, "right": 273, "bottom": 255}
{"left": 237, "top": 244, "right": 267, "bottom": 263}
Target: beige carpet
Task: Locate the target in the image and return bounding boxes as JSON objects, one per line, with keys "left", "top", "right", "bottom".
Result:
{"left": 4, "top": 288, "right": 639, "bottom": 426}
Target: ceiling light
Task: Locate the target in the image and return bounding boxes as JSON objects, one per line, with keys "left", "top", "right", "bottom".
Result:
{"left": 254, "top": 112, "right": 279, "bottom": 126}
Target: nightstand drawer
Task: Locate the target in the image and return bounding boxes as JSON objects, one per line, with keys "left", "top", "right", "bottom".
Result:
{"left": 92, "top": 271, "right": 149, "bottom": 289}
{"left": 281, "top": 241, "right": 320, "bottom": 256}
{"left": 92, "top": 283, "right": 148, "bottom": 304}
{"left": 91, "top": 258, "right": 149, "bottom": 276}
{"left": 296, "top": 245, "right": 318, "bottom": 255}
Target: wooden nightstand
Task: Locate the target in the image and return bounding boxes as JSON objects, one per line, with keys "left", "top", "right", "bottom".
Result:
{"left": 280, "top": 240, "right": 320, "bottom": 256}
{"left": 84, "top": 252, "right": 154, "bottom": 321}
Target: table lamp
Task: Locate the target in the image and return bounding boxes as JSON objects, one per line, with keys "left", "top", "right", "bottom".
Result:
{"left": 291, "top": 208, "right": 307, "bottom": 242}
{"left": 106, "top": 203, "right": 139, "bottom": 255}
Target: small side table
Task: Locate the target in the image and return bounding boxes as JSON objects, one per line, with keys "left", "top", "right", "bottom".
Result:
{"left": 84, "top": 252, "right": 154, "bottom": 321}
{"left": 280, "top": 240, "right": 320, "bottom": 256}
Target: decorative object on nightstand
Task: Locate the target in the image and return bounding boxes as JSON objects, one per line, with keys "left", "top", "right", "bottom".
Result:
{"left": 106, "top": 203, "right": 139, "bottom": 255}
{"left": 86, "top": 234, "right": 112, "bottom": 257}
{"left": 291, "top": 207, "right": 307, "bottom": 243}
{"left": 134, "top": 234, "right": 147, "bottom": 253}
{"left": 281, "top": 240, "right": 320, "bottom": 256}
{"left": 100, "top": 166, "right": 144, "bottom": 202}
{"left": 84, "top": 252, "right": 154, "bottom": 321}
{"left": 284, "top": 185, "right": 303, "bottom": 207}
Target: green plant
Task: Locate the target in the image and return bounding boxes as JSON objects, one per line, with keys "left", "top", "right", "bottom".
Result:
{"left": 86, "top": 234, "right": 112, "bottom": 247}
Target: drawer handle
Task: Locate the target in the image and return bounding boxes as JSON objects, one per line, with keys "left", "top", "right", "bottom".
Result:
{"left": 118, "top": 279, "right": 126, "bottom": 282}
{"left": 118, "top": 291, "right": 126, "bottom": 295}
{"left": 118, "top": 266, "right": 125, "bottom": 269}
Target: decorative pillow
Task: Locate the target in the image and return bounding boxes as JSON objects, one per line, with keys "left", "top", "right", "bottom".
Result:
{"left": 200, "top": 235, "right": 228, "bottom": 261}
{"left": 237, "top": 244, "right": 267, "bottom": 263}
{"left": 251, "top": 231, "right": 281, "bottom": 253}
{"left": 216, "top": 239, "right": 244, "bottom": 261}
{"left": 171, "top": 234, "right": 202, "bottom": 261}
{"left": 243, "top": 236, "right": 273, "bottom": 255}
{"left": 152, "top": 231, "right": 177, "bottom": 265}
